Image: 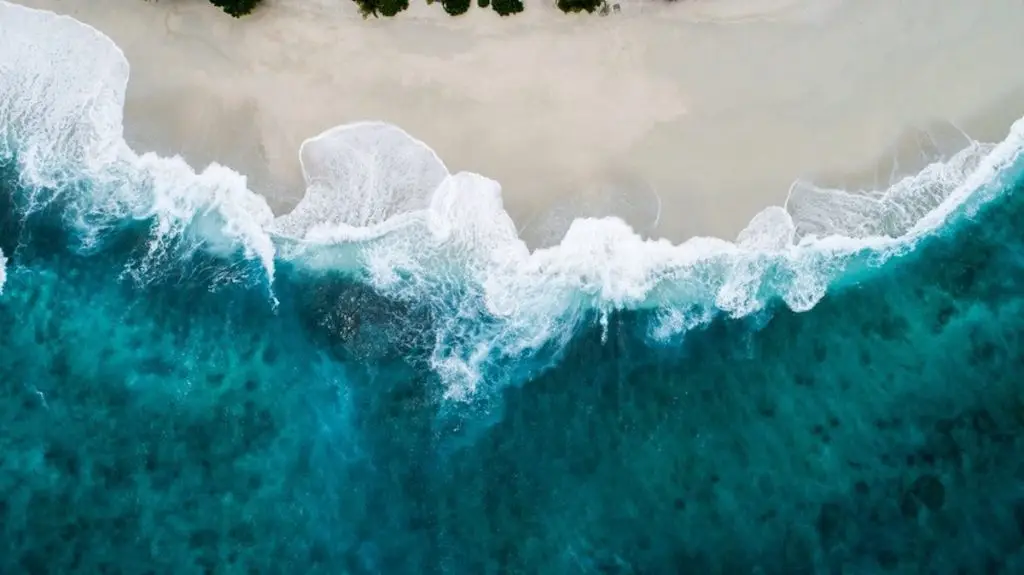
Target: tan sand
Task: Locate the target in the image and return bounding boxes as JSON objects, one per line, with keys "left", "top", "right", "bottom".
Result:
{"left": 13, "top": 0, "right": 1024, "bottom": 246}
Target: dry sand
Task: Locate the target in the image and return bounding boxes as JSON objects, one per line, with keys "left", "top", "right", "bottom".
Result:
{"left": 13, "top": 0, "right": 1024, "bottom": 246}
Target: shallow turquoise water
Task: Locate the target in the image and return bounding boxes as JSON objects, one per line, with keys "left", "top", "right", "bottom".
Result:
{"left": 3, "top": 137, "right": 1024, "bottom": 575}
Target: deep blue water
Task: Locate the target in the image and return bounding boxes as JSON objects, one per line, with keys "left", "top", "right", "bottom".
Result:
{"left": 3, "top": 137, "right": 1024, "bottom": 575}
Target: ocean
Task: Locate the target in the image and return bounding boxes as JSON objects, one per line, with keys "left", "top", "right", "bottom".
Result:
{"left": 4, "top": 3, "right": 1024, "bottom": 574}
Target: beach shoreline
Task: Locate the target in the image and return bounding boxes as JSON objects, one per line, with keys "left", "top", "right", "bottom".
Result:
{"left": 13, "top": 0, "right": 1024, "bottom": 246}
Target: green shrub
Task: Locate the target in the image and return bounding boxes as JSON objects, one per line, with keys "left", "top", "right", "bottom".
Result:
{"left": 491, "top": 0, "right": 523, "bottom": 16}
{"left": 478, "top": 0, "right": 490, "bottom": 7}
{"left": 555, "top": 0, "right": 604, "bottom": 13}
{"left": 209, "top": 0, "right": 263, "bottom": 17}
{"left": 352, "top": 0, "right": 410, "bottom": 17}
{"left": 442, "top": 0, "right": 471, "bottom": 16}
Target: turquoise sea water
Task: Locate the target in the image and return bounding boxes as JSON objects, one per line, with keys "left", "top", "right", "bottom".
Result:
{"left": 5, "top": 3, "right": 1024, "bottom": 574}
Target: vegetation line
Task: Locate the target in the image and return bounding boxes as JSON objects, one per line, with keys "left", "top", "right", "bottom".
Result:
{"left": 206, "top": 0, "right": 632, "bottom": 19}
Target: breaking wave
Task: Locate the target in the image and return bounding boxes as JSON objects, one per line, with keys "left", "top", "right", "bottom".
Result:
{"left": 2, "top": 1, "right": 1022, "bottom": 397}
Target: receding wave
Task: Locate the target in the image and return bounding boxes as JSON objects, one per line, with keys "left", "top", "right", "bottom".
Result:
{"left": 2, "top": 1, "right": 1023, "bottom": 397}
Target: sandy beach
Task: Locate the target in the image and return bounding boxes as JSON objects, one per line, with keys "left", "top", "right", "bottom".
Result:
{"left": 12, "top": 0, "right": 1024, "bottom": 246}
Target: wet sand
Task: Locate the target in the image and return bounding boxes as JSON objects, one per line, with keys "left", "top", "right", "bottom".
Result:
{"left": 13, "top": 0, "right": 1024, "bottom": 246}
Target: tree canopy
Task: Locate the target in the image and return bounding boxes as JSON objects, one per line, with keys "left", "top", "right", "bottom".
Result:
{"left": 491, "top": 0, "right": 524, "bottom": 16}
{"left": 352, "top": 0, "right": 411, "bottom": 17}
{"left": 208, "top": 0, "right": 263, "bottom": 18}
{"left": 441, "top": 0, "right": 471, "bottom": 16}
{"left": 556, "top": 0, "right": 605, "bottom": 13}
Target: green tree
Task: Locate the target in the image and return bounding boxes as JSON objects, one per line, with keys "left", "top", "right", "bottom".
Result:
{"left": 352, "top": 0, "right": 410, "bottom": 17}
{"left": 442, "top": 0, "right": 471, "bottom": 16}
{"left": 478, "top": 0, "right": 490, "bottom": 7}
{"left": 491, "top": 0, "right": 523, "bottom": 16}
{"left": 209, "top": 0, "right": 263, "bottom": 17}
{"left": 555, "top": 0, "right": 604, "bottom": 13}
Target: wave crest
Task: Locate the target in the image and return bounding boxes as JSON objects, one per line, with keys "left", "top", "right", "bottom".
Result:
{"left": 3, "top": 1, "right": 1024, "bottom": 398}
{"left": 0, "top": 2, "right": 277, "bottom": 284}
{"left": 273, "top": 122, "right": 449, "bottom": 238}
{"left": 0, "top": 3, "right": 127, "bottom": 185}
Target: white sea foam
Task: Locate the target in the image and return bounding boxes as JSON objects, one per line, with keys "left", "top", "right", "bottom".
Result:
{"left": 0, "top": 2, "right": 276, "bottom": 283}
{"left": 0, "top": 247, "right": 6, "bottom": 295}
{"left": 275, "top": 117, "right": 1024, "bottom": 397}
{"left": 2, "top": 1, "right": 1022, "bottom": 398}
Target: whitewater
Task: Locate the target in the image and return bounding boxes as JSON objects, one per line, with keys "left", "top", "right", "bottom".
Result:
{"left": 2, "top": 2, "right": 1021, "bottom": 397}
{"left": 6, "top": 2, "right": 1024, "bottom": 573}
